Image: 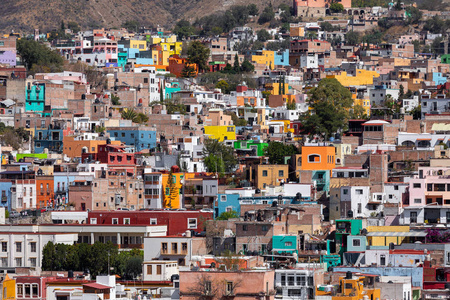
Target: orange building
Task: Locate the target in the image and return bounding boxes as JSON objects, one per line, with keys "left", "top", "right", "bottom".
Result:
{"left": 63, "top": 136, "right": 121, "bottom": 158}
{"left": 301, "top": 146, "right": 336, "bottom": 171}
{"left": 36, "top": 175, "right": 54, "bottom": 208}
{"left": 168, "top": 55, "right": 198, "bottom": 78}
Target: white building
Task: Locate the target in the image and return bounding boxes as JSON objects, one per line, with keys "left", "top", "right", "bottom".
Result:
{"left": 340, "top": 186, "right": 371, "bottom": 218}
{"left": 369, "top": 86, "right": 400, "bottom": 107}
{"left": 0, "top": 231, "right": 77, "bottom": 269}
{"left": 143, "top": 260, "right": 178, "bottom": 282}
{"left": 274, "top": 268, "right": 316, "bottom": 299}
{"left": 11, "top": 179, "right": 36, "bottom": 211}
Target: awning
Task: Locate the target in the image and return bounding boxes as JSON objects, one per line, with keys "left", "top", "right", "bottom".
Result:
{"left": 83, "top": 283, "right": 111, "bottom": 290}
{"left": 367, "top": 231, "right": 427, "bottom": 237}
{"left": 416, "top": 138, "right": 432, "bottom": 141}
{"left": 432, "top": 123, "right": 450, "bottom": 132}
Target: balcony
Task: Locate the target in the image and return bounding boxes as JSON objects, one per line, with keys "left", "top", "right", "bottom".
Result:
{"left": 119, "top": 244, "right": 143, "bottom": 249}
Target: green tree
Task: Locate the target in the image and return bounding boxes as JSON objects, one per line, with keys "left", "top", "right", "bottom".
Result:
{"left": 67, "top": 21, "right": 81, "bottom": 33}
{"left": 111, "top": 94, "right": 121, "bottom": 105}
{"left": 226, "top": 111, "right": 247, "bottom": 126}
{"left": 121, "top": 108, "right": 138, "bottom": 121}
{"left": 330, "top": 2, "right": 344, "bottom": 13}
{"left": 125, "top": 256, "right": 143, "bottom": 279}
{"left": 248, "top": 4, "right": 259, "bottom": 15}
{"left": 134, "top": 113, "right": 149, "bottom": 124}
{"left": 216, "top": 80, "right": 230, "bottom": 94}
{"left": 173, "top": 20, "right": 196, "bottom": 40}
{"left": 264, "top": 141, "right": 299, "bottom": 164}
{"left": 181, "top": 65, "right": 197, "bottom": 78}
{"left": 202, "top": 139, "right": 237, "bottom": 173}
{"left": 398, "top": 85, "right": 405, "bottom": 100}
{"left": 405, "top": 6, "right": 422, "bottom": 25}
{"left": 300, "top": 78, "right": 353, "bottom": 140}
{"left": 345, "top": 31, "right": 360, "bottom": 46}
{"left": 350, "top": 104, "right": 368, "bottom": 119}
{"left": 186, "top": 41, "right": 210, "bottom": 72}
{"left": 95, "top": 126, "right": 106, "bottom": 134}
{"left": 17, "top": 39, "right": 64, "bottom": 72}
{"left": 240, "top": 59, "right": 255, "bottom": 73}
{"left": 257, "top": 29, "right": 272, "bottom": 42}
{"left": 122, "top": 20, "right": 140, "bottom": 32}
{"left": 217, "top": 210, "right": 239, "bottom": 220}
{"left": 233, "top": 54, "right": 240, "bottom": 73}
{"left": 258, "top": 5, "right": 275, "bottom": 24}
{"left": 412, "top": 40, "right": 420, "bottom": 53}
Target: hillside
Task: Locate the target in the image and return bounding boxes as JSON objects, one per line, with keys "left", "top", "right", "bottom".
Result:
{"left": 1, "top": 0, "right": 290, "bottom": 34}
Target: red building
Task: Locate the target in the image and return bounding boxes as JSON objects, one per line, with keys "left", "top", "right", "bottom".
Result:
{"left": 87, "top": 210, "right": 213, "bottom": 235}
{"left": 81, "top": 144, "right": 136, "bottom": 165}
{"left": 16, "top": 276, "right": 56, "bottom": 300}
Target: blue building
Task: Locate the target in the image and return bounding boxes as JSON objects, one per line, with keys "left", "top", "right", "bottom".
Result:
{"left": 0, "top": 181, "right": 12, "bottom": 211}
{"left": 107, "top": 126, "right": 157, "bottom": 152}
{"left": 432, "top": 72, "right": 447, "bottom": 86}
{"left": 274, "top": 49, "right": 290, "bottom": 67}
{"left": 34, "top": 126, "right": 64, "bottom": 153}
{"left": 53, "top": 172, "right": 75, "bottom": 206}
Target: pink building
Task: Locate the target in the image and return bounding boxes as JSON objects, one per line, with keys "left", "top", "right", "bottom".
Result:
{"left": 179, "top": 270, "right": 275, "bottom": 300}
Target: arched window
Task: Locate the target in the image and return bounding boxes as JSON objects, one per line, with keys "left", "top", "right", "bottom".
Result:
{"left": 308, "top": 154, "right": 321, "bottom": 163}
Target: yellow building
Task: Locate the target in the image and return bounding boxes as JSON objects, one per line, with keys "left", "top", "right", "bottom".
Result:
{"left": 265, "top": 82, "right": 290, "bottom": 95}
{"left": 162, "top": 172, "right": 195, "bottom": 209}
{"left": 151, "top": 47, "right": 171, "bottom": 66}
{"left": 353, "top": 97, "right": 371, "bottom": 116}
{"left": 252, "top": 50, "right": 275, "bottom": 70}
{"left": 316, "top": 274, "right": 381, "bottom": 300}
{"left": 204, "top": 125, "right": 236, "bottom": 142}
{"left": 334, "top": 144, "right": 352, "bottom": 166}
{"left": 366, "top": 225, "right": 411, "bottom": 246}
{"left": 327, "top": 69, "right": 380, "bottom": 87}
{"left": 2, "top": 274, "right": 15, "bottom": 300}
{"left": 129, "top": 39, "right": 147, "bottom": 51}
{"left": 254, "top": 164, "right": 289, "bottom": 190}
{"left": 160, "top": 41, "right": 182, "bottom": 56}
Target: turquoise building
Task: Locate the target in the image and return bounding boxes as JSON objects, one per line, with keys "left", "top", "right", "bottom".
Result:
{"left": 25, "top": 82, "right": 45, "bottom": 112}
{"left": 164, "top": 82, "right": 181, "bottom": 99}
{"left": 312, "top": 170, "right": 331, "bottom": 192}
{"left": 272, "top": 235, "right": 297, "bottom": 255}
{"left": 335, "top": 219, "right": 363, "bottom": 256}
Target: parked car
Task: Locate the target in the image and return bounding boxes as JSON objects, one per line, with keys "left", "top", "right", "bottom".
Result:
{"left": 9, "top": 211, "right": 20, "bottom": 218}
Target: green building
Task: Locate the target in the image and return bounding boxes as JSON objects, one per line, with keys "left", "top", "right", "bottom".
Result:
{"left": 25, "top": 82, "right": 45, "bottom": 112}
{"left": 335, "top": 219, "right": 363, "bottom": 256}
{"left": 272, "top": 235, "right": 297, "bottom": 255}
{"left": 442, "top": 54, "right": 450, "bottom": 64}
{"left": 233, "top": 140, "right": 268, "bottom": 157}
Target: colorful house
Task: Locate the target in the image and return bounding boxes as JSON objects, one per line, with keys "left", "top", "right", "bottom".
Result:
{"left": 335, "top": 219, "right": 363, "bottom": 256}
{"left": 233, "top": 140, "right": 268, "bottom": 156}
{"left": 327, "top": 69, "right": 380, "bottom": 87}
{"left": 168, "top": 55, "right": 198, "bottom": 78}
{"left": 301, "top": 146, "right": 336, "bottom": 171}
{"left": 108, "top": 126, "right": 157, "bottom": 152}
{"left": 161, "top": 169, "right": 195, "bottom": 209}
{"left": 2, "top": 274, "right": 15, "bottom": 300}
{"left": 204, "top": 125, "right": 236, "bottom": 141}
{"left": 272, "top": 235, "right": 298, "bottom": 255}
{"left": 252, "top": 50, "right": 275, "bottom": 69}
{"left": 25, "top": 82, "right": 45, "bottom": 112}
{"left": 316, "top": 273, "right": 381, "bottom": 300}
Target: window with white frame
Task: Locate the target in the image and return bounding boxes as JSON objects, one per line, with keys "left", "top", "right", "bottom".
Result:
{"left": 90, "top": 218, "right": 97, "bottom": 224}
{"left": 112, "top": 218, "right": 118, "bottom": 224}
{"left": 150, "top": 218, "right": 157, "bottom": 225}
{"left": 188, "top": 218, "right": 197, "bottom": 229}
{"left": 124, "top": 218, "right": 130, "bottom": 225}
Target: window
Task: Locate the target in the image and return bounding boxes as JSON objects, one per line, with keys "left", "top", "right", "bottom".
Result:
{"left": 91, "top": 218, "right": 97, "bottom": 224}
{"left": 285, "top": 241, "right": 292, "bottom": 247}
{"left": 410, "top": 211, "right": 418, "bottom": 223}
{"left": 30, "top": 242, "right": 36, "bottom": 253}
{"left": 356, "top": 189, "right": 363, "bottom": 195}
{"left": 30, "top": 258, "right": 37, "bottom": 267}
{"left": 278, "top": 170, "right": 284, "bottom": 177}
{"left": 357, "top": 203, "right": 362, "bottom": 214}
{"left": 15, "top": 258, "right": 22, "bottom": 267}
{"left": 112, "top": 218, "right": 118, "bottom": 224}
{"left": 182, "top": 242, "right": 188, "bottom": 253}
{"left": 147, "top": 265, "right": 152, "bottom": 274}
{"left": 414, "top": 198, "right": 421, "bottom": 204}
{"left": 394, "top": 185, "right": 399, "bottom": 190}
{"left": 165, "top": 188, "right": 170, "bottom": 195}
{"left": 157, "top": 264, "right": 162, "bottom": 275}
{"left": 226, "top": 282, "right": 233, "bottom": 294}
{"left": 124, "top": 218, "right": 130, "bottom": 224}
{"left": 262, "top": 225, "right": 268, "bottom": 231}
{"left": 1, "top": 257, "right": 7, "bottom": 267}
{"left": 188, "top": 218, "right": 197, "bottom": 229}
{"left": 427, "top": 184, "right": 433, "bottom": 191}
{"left": 343, "top": 189, "right": 348, "bottom": 195}
{"left": 308, "top": 154, "right": 320, "bottom": 163}
{"left": 17, "top": 285, "right": 23, "bottom": 297}
{"left": 262, "top": 170, "right": 268, "bottom": 177}
{"left": 16, "top": 242, "right": 22, "bottom": 252}
{"left": 352, "top": 239, "right": 361, "bottom": 247}
{"left": 1, "top": 242, "right": 6, "bottom": 252}
{"left": 150, "top": 218, "right": 157, "bottom": 225}
{"left": 172, "top": 243, "right": 178, "bottom": 254}
{"left": 380, "top": 255, "right": 386, "bottom": 266}
{"left": 162, "top": 243, "right": 168, "bottom": 254}
{"left": 243, "top": 224, "right": 248, "bottom": 231}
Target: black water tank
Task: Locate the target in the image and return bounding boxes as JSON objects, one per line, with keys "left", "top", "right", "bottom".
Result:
{"left": 106, "top": 138, "right": 111, "bottom": 144}
{"left": 272, "top": 200, "right": 278, "bottom": 207}
{"left": 346, "top": 271, "right": 352, "bottom": 279}
{"left": 347, "top": 210, "right": 353, "bottom": 218}
{"left": 68, "top": 270, "right": 74, "bottom": 278}
{"left": 389, "top": 243, "right": 395, "bottom": 250}
{"left": 171, "top": 274, "right": 179, "bottom": 282}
